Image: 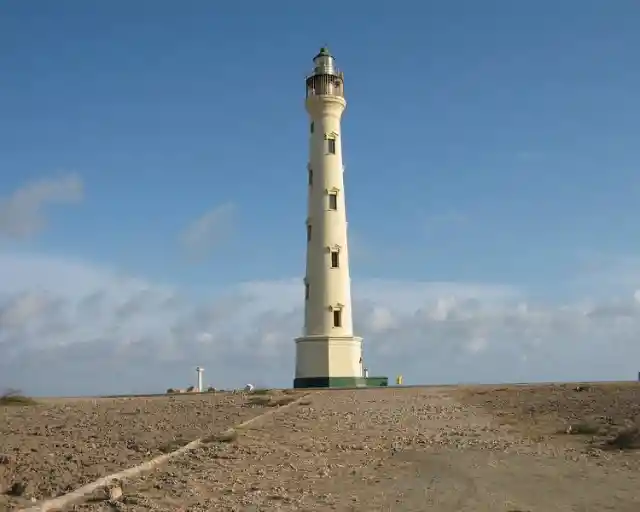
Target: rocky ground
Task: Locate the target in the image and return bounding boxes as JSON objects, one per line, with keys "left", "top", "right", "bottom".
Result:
{"left": 453, "top": 381, "right": 640, "bottom": 461}
{"left": 67, "top": 384, "right": 640, "bottom": 511}
{"left": 4, "top": 384, "right": 640, "bottom": 511}
{"left": 0, "top": 391, "right": 284, "bottom": 511}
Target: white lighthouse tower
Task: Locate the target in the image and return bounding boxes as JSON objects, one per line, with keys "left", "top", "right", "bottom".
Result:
{"left": 294, "top": 48, "right": 364, "bottom": 388}
{"left": 195, "top": 366, "right": 204, "bottom": 392}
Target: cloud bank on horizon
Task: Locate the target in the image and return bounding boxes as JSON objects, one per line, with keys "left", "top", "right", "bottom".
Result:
{"left": 1, "top": 175, "right": 639, "bottom": 396}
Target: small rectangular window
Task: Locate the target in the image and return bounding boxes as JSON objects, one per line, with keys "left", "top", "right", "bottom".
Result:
{"left": 310, "top": 122, "right": 314, "bottom": 133}
{"left": 328, "top": 193, "right": 338, "bottom": 210}
{"left": 308, "top": 168, "right": 313, "bottom": 186}
{"left": 333, "top": 309, "right": 342, "bottom": 327}
{"left": 307, "top": 224, "right": 312, "bottom": 242}
{"left": 305, "top": 282, "right": 309, "bottom": 300}
{"left": 330, "top": 251, "right": 339, "bottom": 268}
{"left": 327, "top": 138, "right": 336, "bottom": 154}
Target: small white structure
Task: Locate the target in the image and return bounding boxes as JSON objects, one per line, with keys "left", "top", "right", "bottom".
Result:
{"left": 195, "top": 366, "right": 204, "bottom": 393}
{"left": 294, "top": 48, "right": 363, "bottom": 388}
{"left": 244, "top": 383, "right": 255, "bottom": 392}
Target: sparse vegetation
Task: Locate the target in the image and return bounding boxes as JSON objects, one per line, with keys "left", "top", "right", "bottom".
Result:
{"left": 564, "top": 421, "right": 603, "bottom": 435}
{"left": 269, "top": 396, "right": 298, "bottom": 407}
{"left": 203, "top": 430, "right": 238, "bottom": 443}
{"left": 247, "top": 395, "right": 273, "bottom": 406}
{"left": 245, "top": 393, "right": 301, "bottom": 408}
{"left": 0, "top": 388, "right": 37, "bottom": 406}
{"left": 251, "top": 388, "right": 272, "bottom": 395}
{"left": 605, "top": 426, "right": 640, "bottom": 450}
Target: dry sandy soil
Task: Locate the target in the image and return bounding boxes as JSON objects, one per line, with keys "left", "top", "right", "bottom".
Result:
{"left": 453, "top": 381, "right": 640, "bottom": 459}
{"left": 3, "top": 383, "right": 640, "bottom": 511}
{"left": 0, "top": 391, "right": 295, "bottom": 511}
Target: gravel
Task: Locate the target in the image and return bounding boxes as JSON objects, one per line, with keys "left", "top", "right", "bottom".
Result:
{"left": 5, "top": 386, "right": 640, "bottom": 511}
{"left": 0, "top": 392, "right": 265, "bottom": 510}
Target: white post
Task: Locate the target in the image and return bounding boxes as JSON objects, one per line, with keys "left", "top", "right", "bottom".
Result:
{"left": 196, "top": 366, "right": 204, "bottom": 392}
{"left": 294, "top": 48, "right": 363, "bottom": 389}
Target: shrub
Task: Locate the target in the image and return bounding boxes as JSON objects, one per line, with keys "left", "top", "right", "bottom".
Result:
{"left": 606, "top": 426, "right": 640, "bottom": 450}
{"left": 564, "top": 421, "right": 602, "bottom": 435}
{"left": 0, "top": 389, "right": 37, "bottom": 406}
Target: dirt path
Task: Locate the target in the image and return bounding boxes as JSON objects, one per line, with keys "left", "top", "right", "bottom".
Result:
{"left": 69, "top": 387, "right": 640, "bottom": 511}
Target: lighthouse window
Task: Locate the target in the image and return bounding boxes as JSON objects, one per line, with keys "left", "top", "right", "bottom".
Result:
{"left": 330, "top": 250, "right": 340, "bottom": 268}
{"left": 333, "top": 308, "right": 343, "bottom": 327}
{"left": 328, "top": 192, "right": 338, "bottom": 210}
{"left": 310, "top": 122, "right": 314, "bottom": 133}
{"left": 308, "top": 168, "right": 313, "bottom": 186}
{"left": 327, "top": 138, "right": 336, "bottom": 154}
{"left": 307, "top": 224, "right": 312, "bottom": 242}
{"left": 305, "top": 282, "right": 310, "bottom": 300}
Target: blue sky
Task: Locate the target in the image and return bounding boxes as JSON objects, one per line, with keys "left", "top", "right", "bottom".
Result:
{"left": 1, "top": 1, "right": 640, "bottom": 395}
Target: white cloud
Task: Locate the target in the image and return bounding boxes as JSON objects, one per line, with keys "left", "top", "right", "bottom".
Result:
{"left": 180, "top": 203, "right": 235, "bottom": 260}
{"left": 2, "top": 250, "right": 640, "bottom": 396}
{"left": 465, "top": 336, "right": 488, "bottom": 354}
{"left": 368, "top": 307, "right": 396, "bottom": 332}
{"left": 0, "top": 174, "right": 83, "bottom": 239}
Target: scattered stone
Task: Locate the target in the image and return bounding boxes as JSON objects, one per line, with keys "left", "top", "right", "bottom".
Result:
{"left": 0, "top": 393, "right": 265, "bottom": 509}
{"left": 4, "top": 385, "right": 640, "bottom": 510}
{"left": 108, "top": 485, "right": 123, "bottom": 501}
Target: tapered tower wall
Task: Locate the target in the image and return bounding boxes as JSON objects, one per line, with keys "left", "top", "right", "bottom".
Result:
{"left": 294, "top": 48, "right": 365, "bottom": 388}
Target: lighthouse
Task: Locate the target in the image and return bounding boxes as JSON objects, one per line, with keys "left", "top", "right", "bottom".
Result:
{"left": 293, "top": 48, "right": 365, "bottom": 388}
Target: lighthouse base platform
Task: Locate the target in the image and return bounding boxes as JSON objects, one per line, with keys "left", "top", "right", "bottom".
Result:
{"left": 294, "top": 335, "right": 388, "bottom": 388}
{"left": 293, "top": 376, "right": 389, "bottom": 389}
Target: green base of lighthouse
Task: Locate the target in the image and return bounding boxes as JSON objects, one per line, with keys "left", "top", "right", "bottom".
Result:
{"left": 293, "top": 376, "right": 389, "bottom": 389}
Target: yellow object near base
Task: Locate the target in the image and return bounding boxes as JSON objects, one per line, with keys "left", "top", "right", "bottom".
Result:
{"left": 396, "top": 375, "right": 403, "bottom": 385}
